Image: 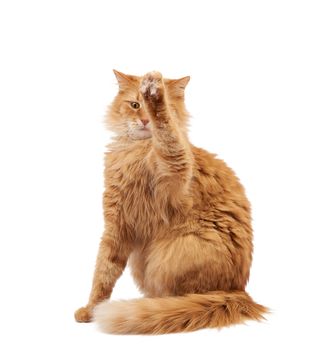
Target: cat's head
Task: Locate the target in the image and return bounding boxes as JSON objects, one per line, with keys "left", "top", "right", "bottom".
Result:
{"left": 106, "top": 70, "right": 190, "bottom": 140}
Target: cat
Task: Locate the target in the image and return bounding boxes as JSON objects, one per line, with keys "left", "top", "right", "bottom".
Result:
{"left": 74, "top": 70, "right": 267, "bottom": 334}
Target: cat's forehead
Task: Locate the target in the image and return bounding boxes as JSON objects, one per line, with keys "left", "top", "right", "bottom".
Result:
{"left": 120, "top": 88, "right": 142, "bottom": 102}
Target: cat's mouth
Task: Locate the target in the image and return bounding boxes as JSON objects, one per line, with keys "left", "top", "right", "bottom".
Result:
{"left": 129, "top": 127, "right": 152, "bottom": 140}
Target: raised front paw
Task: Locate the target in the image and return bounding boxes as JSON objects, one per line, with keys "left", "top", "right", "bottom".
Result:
{"left": 74, "top": 306, "right": 93, "bottom": 323}
{"left": 140, "top": 71, "right": 165, "bottom": 103}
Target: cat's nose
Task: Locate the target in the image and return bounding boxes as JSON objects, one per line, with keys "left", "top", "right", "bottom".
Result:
{"left": 141, "top": 119, "right": 149, "bottom": 126}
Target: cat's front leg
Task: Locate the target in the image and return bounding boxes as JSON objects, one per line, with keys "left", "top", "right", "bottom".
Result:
{"left": 140, "top": 72, "right": 193, "bottom": 195}
{"left": 74, "top": 226, "right": 130, "bottom": 322}
{"left": 140, "top": 71, "right": 182, "bottom": 164}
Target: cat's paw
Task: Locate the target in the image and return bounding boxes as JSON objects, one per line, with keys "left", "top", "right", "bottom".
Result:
{"left": 140, "top": 71, "right": 165, "bottom": 102}
{"left": 74, "top": 306, "right": 93, "bottom": 323}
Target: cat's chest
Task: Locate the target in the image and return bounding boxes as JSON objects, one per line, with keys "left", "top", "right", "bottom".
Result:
{"left": 107, "top": 155, "right": 159, "bottom": 230}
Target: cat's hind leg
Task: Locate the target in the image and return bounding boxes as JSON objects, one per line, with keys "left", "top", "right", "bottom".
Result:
{"left": 94, "top": 229, "right": 265, "bottom": 334}
{"left": 142, "top": 230, "right": 247, "bottom": 297}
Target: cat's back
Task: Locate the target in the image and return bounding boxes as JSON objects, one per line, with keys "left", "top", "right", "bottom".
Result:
{"left": 191, "top": 145, "right": 240, "bottom": 185}
{"left": 191, "top": 145, "right": 250, "bottom": 210}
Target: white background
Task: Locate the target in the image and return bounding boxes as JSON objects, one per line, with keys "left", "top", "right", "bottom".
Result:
{"left": 0, "top": 0, "right": 334, "bottom": 349}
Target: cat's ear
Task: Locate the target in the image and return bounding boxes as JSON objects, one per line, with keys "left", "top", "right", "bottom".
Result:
{"left": 113, "top": 69, "right": 137, "bottom": 90}
{"left": 166, "top": 76, "right": 190, "bottom": 97}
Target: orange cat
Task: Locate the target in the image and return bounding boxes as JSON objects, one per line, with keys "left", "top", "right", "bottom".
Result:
{"left": 74, "top": 70, "right": 267, "bottom": 334}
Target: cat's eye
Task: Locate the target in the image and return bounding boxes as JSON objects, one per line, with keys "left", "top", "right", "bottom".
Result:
{"left": 130, "top": 101, "right": 140, "bottom": 110}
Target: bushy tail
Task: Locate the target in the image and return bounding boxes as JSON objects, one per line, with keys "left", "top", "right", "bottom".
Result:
{"left": 93, "top": 290, "right": 268, "bottom": 334}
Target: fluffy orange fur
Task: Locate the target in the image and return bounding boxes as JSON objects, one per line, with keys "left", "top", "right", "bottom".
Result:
{"left": 74, "top": 70, "right": 267, "bottom": 334}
